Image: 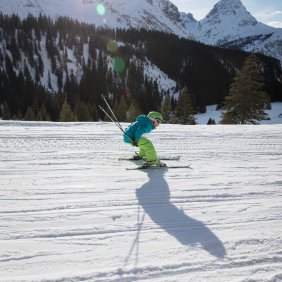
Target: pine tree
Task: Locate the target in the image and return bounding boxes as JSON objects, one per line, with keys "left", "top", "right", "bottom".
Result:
{"left": 39, "top": 103, "right": 51, "bottom": 121}
{"left": 221, "top": 54, "right": 270, "bottom": 124}
{"left": 59, "top": 101, "right": 75, "bottom": 122}
{"left": 127, "top": 99, "right": 142, "bottom": 122}
{"left": 175, "top": 87, "right": 196, "bottom": 124}
{"left": 2, "top": 101, "right": 12, "bottom": 120}
{"left": 48, "top": 71, "right": 52, "bottom": 90}
{"left": 113, "top": 94, "right": 127, "bottom": 122}
{"left": 24, "top": 106, "right": 36, "bottom": 120}
{"left": 207, "top": 118, "right": 216, "bottom": 125}
{"left": 89, "top": 103, "right": 99, "bottom": 121}
{"left": 161, "top": 93, "right": 171, "bottom": 123}
{"left": 74, "top": 101, "right": 92, "bottom": 121}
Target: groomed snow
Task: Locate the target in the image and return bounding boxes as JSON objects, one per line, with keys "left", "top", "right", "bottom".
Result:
{"left": 0, "top": 121, "right": 281, "bottom": 282}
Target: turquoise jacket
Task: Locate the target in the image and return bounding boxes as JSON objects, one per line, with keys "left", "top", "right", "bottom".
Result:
{"left": 123, "top": 115, "right": 154, "bottom": 143}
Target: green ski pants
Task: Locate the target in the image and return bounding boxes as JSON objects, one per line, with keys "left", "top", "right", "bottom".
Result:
{"left": 137, "top": 137, "right": 157, "bottom": 162}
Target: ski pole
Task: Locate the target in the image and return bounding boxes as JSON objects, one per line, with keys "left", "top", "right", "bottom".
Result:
{"left": 100, "top": 94, "right": 134, "bottom": 142}
{"left": 101, "top": 95, "right": 124, "bottom": 130}
{"left": 98, "top": 105, "right": 123, "bottom": 132}
{"left": 98, "top": 105, "right": 133, "bottom": 142}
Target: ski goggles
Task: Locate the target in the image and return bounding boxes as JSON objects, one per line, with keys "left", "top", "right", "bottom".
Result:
{"left": 152, "top": 118, "right": 162, "bottom": 128}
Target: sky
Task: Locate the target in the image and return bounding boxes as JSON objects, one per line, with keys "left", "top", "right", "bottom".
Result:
{"left": 170, "top": 0, "right": 282, "bottom": 28}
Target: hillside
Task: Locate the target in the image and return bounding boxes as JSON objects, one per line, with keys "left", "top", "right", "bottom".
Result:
{"left": 0, "top": 121, "right": 281, "bottom": 281}
{"left": 0, "top": 0, "right": 281, "bottom": 64}
{"left": 0, "top": 15, "right": 281, "bottom": 122}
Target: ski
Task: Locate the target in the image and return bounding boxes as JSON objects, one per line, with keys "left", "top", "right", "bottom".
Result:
{"left": 126, "top": 164, "right": 192, "bottom": 170}
{"left": 119, "top": 156, "right": 181, "bottom": 161}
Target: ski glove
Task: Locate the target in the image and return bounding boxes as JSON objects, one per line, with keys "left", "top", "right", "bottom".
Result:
{"left": 131, "top": 138, "right": 138, "bottom": 147}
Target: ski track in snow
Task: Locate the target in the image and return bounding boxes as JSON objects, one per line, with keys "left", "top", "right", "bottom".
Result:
{"left": 0, "top": 121, "right": 282, "bottom": 282}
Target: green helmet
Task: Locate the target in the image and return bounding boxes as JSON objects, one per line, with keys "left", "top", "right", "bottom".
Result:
{"left": 147, "top": 111, "right": 164, "bottom": 122}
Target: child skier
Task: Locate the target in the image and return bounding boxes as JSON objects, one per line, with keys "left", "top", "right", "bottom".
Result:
{"left": 123, "top": 111, "right": 166, "bottom": 167}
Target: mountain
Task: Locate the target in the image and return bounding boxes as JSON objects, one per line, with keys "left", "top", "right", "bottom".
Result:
{"left": 0, "top": 14, "right": 281, "bottom": 122}
{"left": 195, "top": 0, "right": 272, "bottom": 45}
{"left": 191, "top": 0, "right": 282, "bottom": 65}
{"left": 0, "top": 0, "right": 189, "bottom": 37}
{"left": 0, "top": 0, "right": 281, "bottom": 64}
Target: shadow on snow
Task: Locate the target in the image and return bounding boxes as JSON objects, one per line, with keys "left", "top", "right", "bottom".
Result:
{"left": 135, "top": 169, "right": 226, "bottom": 259}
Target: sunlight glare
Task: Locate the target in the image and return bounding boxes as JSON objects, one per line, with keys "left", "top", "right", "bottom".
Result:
{"left": 96, "top": 3, "right": 106, "bottom": 16}
{"left": 113, "top": 57, "right": 125, "bottom": 73}
{"left": 107, "top": 40, "right": 118, "bottom": 53}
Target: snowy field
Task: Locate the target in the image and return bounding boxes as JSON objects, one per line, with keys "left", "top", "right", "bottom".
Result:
{"left": 0, "top": 121, "right": 282, "bottom": 282}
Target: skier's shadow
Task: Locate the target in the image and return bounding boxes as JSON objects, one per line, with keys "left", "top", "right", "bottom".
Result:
{"left": 135, "top": 169, "right": 226, "bottom": 258}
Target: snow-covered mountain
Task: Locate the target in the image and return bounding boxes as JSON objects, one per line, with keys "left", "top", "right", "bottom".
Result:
{"left": 0, "top": 0, "right": 282, "bottom": 63}
{"left": 0, "top": 0, "right": 189, "bottom": 37}
{"left": 192, "top": 0, "right": 282, "bottom": 64}
{"left": 181, "top": 0, "right": 282, "bottom": 64}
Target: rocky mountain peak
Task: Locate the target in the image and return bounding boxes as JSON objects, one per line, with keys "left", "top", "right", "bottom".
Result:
{"left": 204, "top": 0, "right": 257, "bottom": 26}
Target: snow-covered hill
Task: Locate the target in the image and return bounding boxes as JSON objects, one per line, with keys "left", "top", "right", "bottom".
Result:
{"left": 0, "top": 121, "right": 281, "bottom": 281}
{"left": 0, "top": 0, "right": 281, "bottom": 63}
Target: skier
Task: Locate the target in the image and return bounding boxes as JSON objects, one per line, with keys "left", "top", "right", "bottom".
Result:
{"left": 123, "top": 111, "right": 166, "bottom": 167}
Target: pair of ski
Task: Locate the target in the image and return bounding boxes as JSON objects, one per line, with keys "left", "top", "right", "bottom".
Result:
{"left": 119, "top": 156, "right": 192, "bottom": 170}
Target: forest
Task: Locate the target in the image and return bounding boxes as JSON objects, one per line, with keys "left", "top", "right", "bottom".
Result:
{"left": 0, "top": 14, "right": 281, "bottom": 122}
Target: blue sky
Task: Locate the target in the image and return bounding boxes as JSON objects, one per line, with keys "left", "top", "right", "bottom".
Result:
{"left": 170, "top": 0, "right": 282, "bottom": 28}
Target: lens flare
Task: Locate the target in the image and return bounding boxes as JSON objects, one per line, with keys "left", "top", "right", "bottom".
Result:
{"left": 107, "top": 40, "right": 118, "bottom": 53}
{"left": 96, "top": 3, "right": 106, "bottom": 16}
{"left": 113, "top": 57, "right": 125, "bottom": 73}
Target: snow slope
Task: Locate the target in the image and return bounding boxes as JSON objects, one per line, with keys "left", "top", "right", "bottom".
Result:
{"left": 0, "top": 121, "right": 282, "bottom": 281}
{"left": 0, "top": 0, "right": 188, "bottom": 37}
{"left": 0, "top": 0, "right": 281, "bottom": 63}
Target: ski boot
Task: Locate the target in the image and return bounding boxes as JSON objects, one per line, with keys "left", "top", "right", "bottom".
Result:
{"left": 143, "top": 159, "right": 167, "bottom": 168}
{"left": 132, "top": 152, "right": 143, "bottom": 160}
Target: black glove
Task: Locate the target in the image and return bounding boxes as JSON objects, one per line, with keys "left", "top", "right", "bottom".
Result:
{"left": 131, "top": 138, "right": 138, "bottom": 147}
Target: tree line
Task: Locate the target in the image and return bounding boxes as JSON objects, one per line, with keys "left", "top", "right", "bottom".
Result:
{"left": 0, "top": 14, "right": 281, "bottom": 123}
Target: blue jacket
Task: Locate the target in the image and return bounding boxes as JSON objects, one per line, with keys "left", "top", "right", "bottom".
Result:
{"left": 123, "top": 115, "right": 154, "bottom": 143}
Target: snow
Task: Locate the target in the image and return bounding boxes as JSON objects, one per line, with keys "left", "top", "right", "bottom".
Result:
{"left": 196, "top": 102, "right": 282, "bottom": 124}
{"left": 142, "top": 58, "right": 177, "bottom": 94}
{"left": 0, "top": 120, "right": 282, "bottom": 281}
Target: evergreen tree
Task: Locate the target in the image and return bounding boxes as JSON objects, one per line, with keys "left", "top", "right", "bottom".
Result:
{"left": 2, "top": 101, "right": 12, "bottom": 120}
{"left": 59, "top": 101, "right": 75, "bottom": 122}
{"left": 221, "top": 54, "right": 270, "bottom": 124}
{"left": 89, "top": 103, "right": 99, "bottom": 121}
{"left": 113, "top": 94, "right": 127, "bottom": 121}
{"left": 207, "top": 118, "right": 216, "bottom": 125}
{"left": 24, "top": 106, "right": 36, "bottom": 120}
{"left": 74, "top": 101, "right": 92, "bottom": 121}
{"left": 175, "top": 87, "right": 196, "bottom": 124}
{"left": 161, "top": 93, "right": 171, "bottom": 123}
{"left": 127, "top": 99, "right": 142, "bottom": 122}
{"left": 48, "top": 71, "right": 52, "bottom": 90}
{"left": 39, "top": 103, "right": 51, "bottom": 121}
{"left": 37, "top": 54, "right": 44, "bottom": 77}
{"left": 36, "top": 109, "right": 43, "bottom": 121}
